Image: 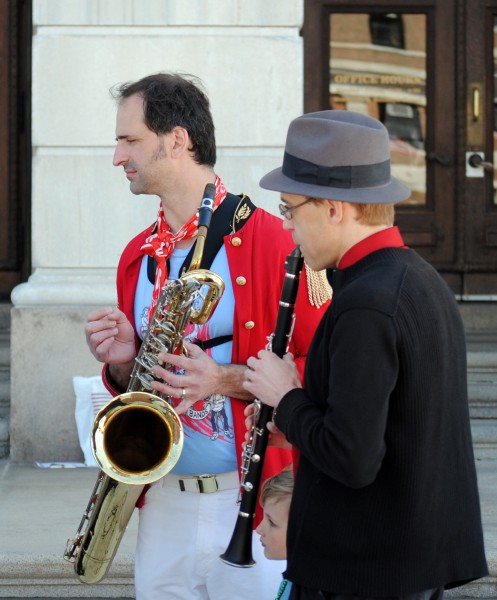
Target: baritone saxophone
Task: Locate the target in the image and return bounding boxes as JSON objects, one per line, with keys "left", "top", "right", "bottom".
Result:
{"left": 64, "top": 183, "right": 225, "bottom": 584}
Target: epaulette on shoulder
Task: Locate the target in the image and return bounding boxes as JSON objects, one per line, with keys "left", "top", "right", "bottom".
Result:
{"left": 304, "top": 264, "right": 332, "bottom": 308}
{"left": 231, "top": 193, "right": 256, "bottom": 232}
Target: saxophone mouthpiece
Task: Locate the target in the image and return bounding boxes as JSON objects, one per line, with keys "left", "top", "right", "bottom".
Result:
{"left": 198, "top": 183, "right": 216, "bottom": 228}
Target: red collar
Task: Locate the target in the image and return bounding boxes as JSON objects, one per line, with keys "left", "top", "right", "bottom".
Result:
{"left": 338, "top": 226, "right": 407, "bottom": 269}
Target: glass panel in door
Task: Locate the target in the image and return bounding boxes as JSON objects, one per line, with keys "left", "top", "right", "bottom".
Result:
{"left": 329, "top": 13, "right": 427, "bottom": 205}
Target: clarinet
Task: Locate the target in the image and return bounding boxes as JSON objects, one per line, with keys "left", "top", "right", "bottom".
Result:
{"left": 220, "top": 246, "right": 304, "bottom": 567}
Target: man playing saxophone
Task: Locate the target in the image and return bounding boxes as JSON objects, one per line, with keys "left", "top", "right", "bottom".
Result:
{"left": 84, "top": 72, "right": 329, "bottom": 600}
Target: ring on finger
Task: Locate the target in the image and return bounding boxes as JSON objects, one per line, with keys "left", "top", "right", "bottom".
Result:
{"left": 181, "top": 387, "right": 186, "bottom": 401}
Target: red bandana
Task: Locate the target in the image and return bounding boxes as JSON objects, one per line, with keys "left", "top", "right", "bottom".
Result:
{"left": 141, "top": 176, "right": 227, "bottom": 321}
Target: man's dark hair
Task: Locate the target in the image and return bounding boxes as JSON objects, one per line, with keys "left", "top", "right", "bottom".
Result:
{"left": 111, "top": 72, "right": 216, "bottom": 166}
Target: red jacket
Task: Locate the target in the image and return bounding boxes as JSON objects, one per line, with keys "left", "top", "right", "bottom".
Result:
{"left": 103, "top": 206, "right": 328, "bottom": 523}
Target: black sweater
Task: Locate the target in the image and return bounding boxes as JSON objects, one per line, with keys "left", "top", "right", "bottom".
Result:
{"left": 276, "top": 247, "right": 488, "bottom": 595}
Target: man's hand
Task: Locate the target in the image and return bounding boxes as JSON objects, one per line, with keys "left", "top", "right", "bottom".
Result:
{"left": 85, "top": 307, "right": 136, "bottom": 366}
{"left": 149, "top": 340, "right": 253, "bottom": 415}
{"left": 243, "top": 351, "right": 301, "bottom": 408}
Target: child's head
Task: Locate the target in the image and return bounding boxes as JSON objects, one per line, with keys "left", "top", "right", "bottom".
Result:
{"left": 256, "top": 467, "right": 294, "bottom": 561}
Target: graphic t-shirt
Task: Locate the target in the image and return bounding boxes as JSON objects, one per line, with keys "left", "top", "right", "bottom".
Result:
{"left": 134, "top": 245, "right": 237, "bottom": 474}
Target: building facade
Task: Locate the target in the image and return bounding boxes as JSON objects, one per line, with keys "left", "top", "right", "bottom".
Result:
{"left": 2, "top": 0, "right": 497, "bottom": 461}
{"left": 4, "top": 0, "right": 304, "bottom": 461}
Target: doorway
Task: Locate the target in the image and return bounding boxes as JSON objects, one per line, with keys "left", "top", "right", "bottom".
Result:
{"left": 304, "top": 0, "right": 497, "bottom": 297}
{"left": 0, "top": 0, "right": 31, "bottom": 300}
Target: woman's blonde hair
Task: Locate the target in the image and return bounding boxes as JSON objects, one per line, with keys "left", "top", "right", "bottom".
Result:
{"left": 260, "top": 467, "right": 294, "bottom": 506}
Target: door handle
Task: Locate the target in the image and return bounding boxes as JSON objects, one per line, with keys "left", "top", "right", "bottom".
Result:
{"left": 467, "top": 153, "right": 494, "bottom": 171}
{"left": 472, "top": 86, "right": 481, "bottom": 122}
{"left": 426, "top": 152, "right": 453, "bottom": 166}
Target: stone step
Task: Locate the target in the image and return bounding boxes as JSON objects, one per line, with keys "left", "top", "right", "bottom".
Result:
{"left": 0, "top": 311, "right": 12, "bottom": 462}
{"left": 459, "top": 302, "right": 497, "bottom": 333}
{"left": 0, "top": 457, "right": 493, "bottom": 599}
{"left": 447, "top": 588, "right": 497, "bottom": 600}
{"left": 0, "top": 372, "right": 9, "bottom": 405}
{"left": 465, "top": 346, "right": 497, "bottom": 452}
{"left": 445, "top": 454, "right": 497, "bottom": 598}
{"left": 0, "top": 461, "right": 137, "bottom": 599}
{"left": 446, "top": 580, "right": 497, "bottom": 600}
{"left": 0, "top": 314, "right": 11, "bottom": 462}
{"left": 0, "top": 561, "right": 135, "bottom": 599}
{"left": 472, "top": 421, "right": 497, "bottom": 456}
{"left": 0, "top": 304, "right": 10, "bottom": 334}
{"left": 0, "top": 334, "right": 9, "bottom": 371}
{"left": 467, "top": 349, "right": 497, "bottom": 445}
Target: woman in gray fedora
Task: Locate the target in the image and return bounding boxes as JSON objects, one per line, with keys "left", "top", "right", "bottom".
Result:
{"left": 243, "top": 110, "right": 488, "bottom": 600}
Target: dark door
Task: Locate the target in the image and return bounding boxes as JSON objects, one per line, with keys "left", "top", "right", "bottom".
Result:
{"left": 304, "top": 0, "right": 497, "bottom": 296}
{"left": 464, "top": 0, "right": 497, "bottom": 295}
{"left": 0, "top": 0, "right": 31, "bottom": 300}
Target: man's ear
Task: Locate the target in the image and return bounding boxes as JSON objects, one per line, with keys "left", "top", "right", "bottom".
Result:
{"left": 326, "top": 200, "right": 344, "bottom": 224}
{"left": 170, "top": 126, "right": 189, "bottom": 157}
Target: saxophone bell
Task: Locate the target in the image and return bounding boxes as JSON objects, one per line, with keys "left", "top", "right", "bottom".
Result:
{"left": 92, "top": 391, "right": 184, "bottom": 484}
{"left": 64, "top": 391, "right": 184, "bottom": 584}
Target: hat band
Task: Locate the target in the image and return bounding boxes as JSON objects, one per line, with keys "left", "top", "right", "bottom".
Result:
{"left": 282, "top": 152, "right": 391, "bottom": 189}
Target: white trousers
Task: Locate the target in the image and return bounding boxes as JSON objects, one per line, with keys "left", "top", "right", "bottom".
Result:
{"left": 135, "top": 477, "right": 285, "bottom": 600}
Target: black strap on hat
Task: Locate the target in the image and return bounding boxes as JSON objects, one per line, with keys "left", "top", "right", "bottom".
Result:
{"left": 282, "top": 152, "right": 391, "bottom": 189}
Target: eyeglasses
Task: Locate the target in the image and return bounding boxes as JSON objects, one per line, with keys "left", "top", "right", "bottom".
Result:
{"left": 278, "top": 199, "right": 313, "bottom": 220}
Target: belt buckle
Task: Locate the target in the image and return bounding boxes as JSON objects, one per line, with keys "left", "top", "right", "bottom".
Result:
{"left": 196, "top": 474, "right": 218, "bottom": 493}
{"left": 178, "top": 474, "right": 218, "bottom": 493}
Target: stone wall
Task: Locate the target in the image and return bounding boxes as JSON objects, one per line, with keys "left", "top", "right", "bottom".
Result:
{"left": 10, "top": 0, "right": 304, "bottom": 462}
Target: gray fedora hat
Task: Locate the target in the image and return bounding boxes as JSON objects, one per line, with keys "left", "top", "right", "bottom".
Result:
{"left": 260, "top": 110, "right": 411, "bottom": 204}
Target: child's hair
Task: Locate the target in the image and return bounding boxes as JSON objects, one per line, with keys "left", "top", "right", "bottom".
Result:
{"left": 260, "top": 467, "right": 294, "bottom": 507}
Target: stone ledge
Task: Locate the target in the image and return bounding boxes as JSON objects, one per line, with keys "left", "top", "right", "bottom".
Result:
{"left": 446, "top": 574, "right": 497, "bottom": 599}
{"left": 0, "top": 305, "right": 10, "bottom": 333}
{"left": 471, "top": 421, "right": 497, "bottom": 448}
{"left": 0, "top": 554, "right": 134, "bottom": 598}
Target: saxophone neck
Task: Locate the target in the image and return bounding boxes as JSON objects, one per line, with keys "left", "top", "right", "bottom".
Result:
{"left": 188, "top": 182, "right": 216, "bottom": 271}
{"left": 188, "top": 225, "right": 208, "bottom": 271}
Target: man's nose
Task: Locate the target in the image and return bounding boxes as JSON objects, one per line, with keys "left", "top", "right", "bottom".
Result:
{"left": 282, "top": 217, "right": 294, "bottom": 231}
{"left": 113, "top": 143, "right": 126, "bottom": 167}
